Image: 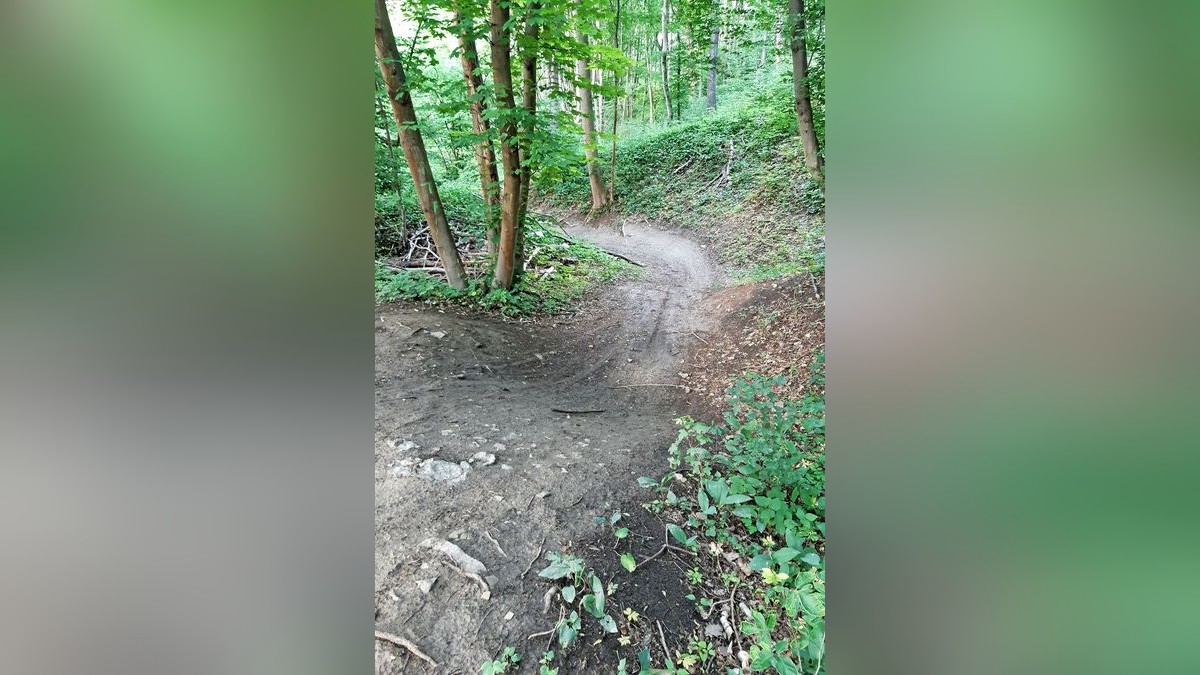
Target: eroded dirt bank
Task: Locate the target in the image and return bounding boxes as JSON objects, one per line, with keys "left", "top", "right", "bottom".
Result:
{"left": 374, "top": 221, "right": 719, "bottom": 672}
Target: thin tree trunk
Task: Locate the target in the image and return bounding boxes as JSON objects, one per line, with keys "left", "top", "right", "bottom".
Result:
{"left": 452, "top": 11, "right": 501, "bottom": 255}
{"left": 577, "top": 33, "right": 610, "bottom": 213}
{"left": 608, "top": 0, "right": 622, "bottom": 204}
{"left": 489, "top": 0, "right": 522, "bottom": 290}
{"left": 375, "top": 0, "right": 467, "bottom": 289}
{"left": 788, "top": 0, "right": 823, "bottom": 184}
{"left": 706, "top": 25, "right": 719, "bottom": 109}
{"left": 661, "top": 0, "right": 672, "bottom": 122}
{"left": 375, "top": 84, "right": 406, "bottom": 229}
{"left": 648, "top": 76, "right": 655, "bottom": 124}
{"left": 516, "top": 1, "right": 542, "bottom": 277}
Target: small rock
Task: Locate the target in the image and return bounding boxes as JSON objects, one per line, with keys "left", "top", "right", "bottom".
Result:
{"left": 417, "top": 577, "right": 438, "bottom": 594}
{"left": 448, "top": 529, "right": 467, "bottom": 540}
{"left": 500, "top": 464, "right": 512, "bottom": 470}
{"left": 429, "top": 330, "right": 446, "bottom": 339}
{"left": 493, "top": 443, "right": 507, "bottom": 452}
{"left": 504, "top": 611, "right": 515, "bottom": 621}
{"left": 416, "top": 458, "right": 469, "bottom": 483}
{"left": 485, "top": 574, "right": 499, "bottom": 587}
{"left": 470, "top": 451, "right": 496, "bottom": 466}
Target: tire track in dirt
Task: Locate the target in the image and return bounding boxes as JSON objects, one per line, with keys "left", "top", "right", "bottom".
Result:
{"left": 374, "top": 220, "right": 718, "bottom": 673}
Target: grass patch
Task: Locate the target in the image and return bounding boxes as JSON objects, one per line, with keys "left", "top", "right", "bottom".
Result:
{"left": 375, "top": 218, "right": 635, "bottom": 316}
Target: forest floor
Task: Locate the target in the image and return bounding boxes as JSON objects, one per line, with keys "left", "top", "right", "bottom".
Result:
{"left": 374, "top": 219, "right": 721, "bottom": 673}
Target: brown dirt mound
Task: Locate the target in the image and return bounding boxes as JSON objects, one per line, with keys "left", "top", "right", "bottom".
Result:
{"left": 683, "top": 274, "right": 825, "bottom": 419}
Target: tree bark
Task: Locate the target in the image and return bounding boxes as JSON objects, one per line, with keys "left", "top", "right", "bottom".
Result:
{"left": 660, "top": 0, "right": 672, "bottom": 122}
{"left": 608, "top": 0, "right": 622, "bottom": 203}
{"left": 516, "top": 1, "right": 542, "bottom": 279}
{"left": 788, "top": 0, "right": 823, "bottom": 184}
{"left": 489, "top": 0, "right": 523, "bottom": 290}
{"left": 706, "top": 25, "right": 719, "bottom": 109}
{"left": 375, "top": 0, "right": 467, "bottom": 289}
{"left": 577, "top": 33, "right": 610, "bottom": 213}
{"left": 452, "top": 11, "right": 501, "bottom": 255}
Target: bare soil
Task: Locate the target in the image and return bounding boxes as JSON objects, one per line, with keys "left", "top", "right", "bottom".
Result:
{"left": 374, "top": 221, "right": 720, "bottom": 673}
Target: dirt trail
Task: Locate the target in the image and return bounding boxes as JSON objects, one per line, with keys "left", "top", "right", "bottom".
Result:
{"left": 374, "top": 221, "right": 718, "bottom": 673}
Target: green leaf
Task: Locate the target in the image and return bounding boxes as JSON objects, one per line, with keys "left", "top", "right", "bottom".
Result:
{"left": 539, "top": 563, "right": 572, "bottom": 580}
{"left": 592, "top": 574, "right": 605, "bottom": 613}
{"left": 749, "top": 553, "right": 772, "bottom": 571}
{"left": 614, "top": 527, "right": 629, "bottom": 539}
{"left": 799, "top": 589, "right": 825, "bottom": 618}
{"left": 561, "top": 585, "right": 576, "bottom": 603}
{"left": 557, "top": 621, "right": 577, "bottom": 649}
{"left": 610, "top": 512, "right": 622, "bottom": 525}
{"left": 667, "top": 524, "right": 689, "bottom": 545}
{"left": 705, "top": 479, "right": 728, "bottom": 505}
{"left": 697, "top": 487, "right": 710, "bottom": 513}
{"left": 620, "top": 552, "right": 637, "bottom": 572}
{"left": 800, "top": 551, "right": 822, "bottom": 567}
{"left": 598, "top": 614, "right": 618, "bottom": 633}
{"left": 772, "top": 654, "right": 801, "bottom": 675}
{"left": 773, "top": 547, "right": 800, "bottom": 564}
{"left": 581, "top": 594, "right": 604, "bottom": 619}
{"left": 638, "top": 648, "right": 651, "bottom": 670}
{"left": 637, "top": 476, "right": 657, "bottom": 488}
{"left": 732, "top": 505, "right": 756, "bottom": 518}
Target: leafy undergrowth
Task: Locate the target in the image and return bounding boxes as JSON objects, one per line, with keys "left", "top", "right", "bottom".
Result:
{"left": 374, "top": 217, "right": 634, "bottom": 316}
{"left": 536, "top": 72, "right": 824, "bottom": 284}
{"left": 640, "top": 364, "right": 826, "bottom": 674}
{"left": 512, "top": 363, "right": 825, "bottom": 675}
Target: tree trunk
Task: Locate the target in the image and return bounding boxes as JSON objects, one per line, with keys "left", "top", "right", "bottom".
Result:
{"left": 489, "top": 0, "right": 523, "bottom": 290}
{"left": 706, "top": 25, "right": 719, "bottom": 109}
{"left": 577, "top": 33, "right": 610, "bottom": 213}
{"left": 788, "top": 0, "right": 823, "bottom": 184}
{"left": 648, "top": 77, "right": 655, "bottom": 124}
{"left": 661, "top": 0, "right": 672, "bottom": 122}
{"left": 452, "top": 11, "right": 501, "bottom": 255}
{"left": 516, "top": 1, "right": 542, "bottom": 278}
{"left": 374, "top": 0, "right": 467, "bottom": 289}
{"left": 608, "top": 0, "right": 622, "bottom": 204}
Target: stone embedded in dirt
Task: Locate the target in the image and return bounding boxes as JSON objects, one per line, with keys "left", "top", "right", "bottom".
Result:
{"left": 428, "top": 330, "right": 447, "bottom": 339}
{"left": 485, "top": 575, "right": 499, "bottom": 587}
{"left": 500, "top": 464, "right": 512, "bottom": 470}
{"left": 504, "top": 611, "right": 514, "bottom": 621}
{"left": 416, "top": 577, "right": 438, "bottom": 594}
{"left": 469, "top": 451, "right": 496, "bottom": 466}
{"left": 415, "top": 458, "right": 470, "bottom": 483}
{"left": 492, "top": 443, "right": 507, "bottom": 452}
{"left": 387, "top": 439, "right": 419, "bottom": 453}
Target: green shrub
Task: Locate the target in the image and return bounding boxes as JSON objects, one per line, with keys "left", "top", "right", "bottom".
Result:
{"left": 640, "top": 351, "right": 825, "bottom": 674}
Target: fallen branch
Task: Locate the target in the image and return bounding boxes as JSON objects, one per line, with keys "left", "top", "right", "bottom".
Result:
{"left": 550, "top": 408, "right": 607, "bottom": 414}
{"left": 611, "top": 383, "right": 687, "bottom": 389}
{"left": 657, "top": 620, "right": 670, "bottom": 660}
{"left": 671, "top": 157, "right": 696, "bottom": 175}
{"left": 597, "top": 248, "right": 644, "bottom": 267}
{"left": 374, "top": 630, "right": 439, "bottom": 668}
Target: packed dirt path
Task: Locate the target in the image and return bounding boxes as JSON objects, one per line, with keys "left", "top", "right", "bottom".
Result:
{"left": 374, "top": 220, "right": 719, "bottom": 673}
